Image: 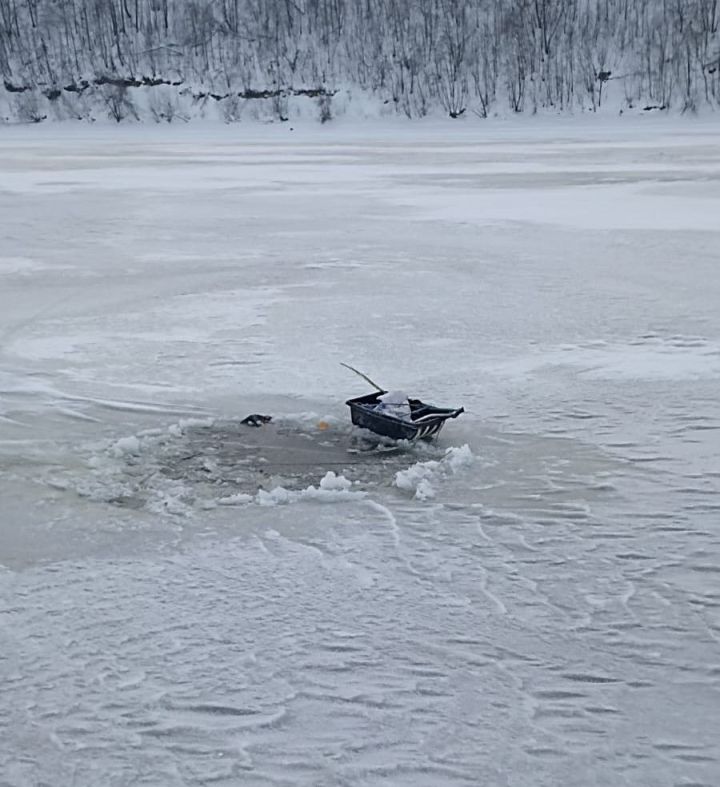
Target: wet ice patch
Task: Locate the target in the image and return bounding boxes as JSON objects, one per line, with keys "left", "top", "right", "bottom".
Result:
{"left": 0, "top": 256, "right": 54, "bottom": 275}
{"left": 578, "top": 335, "right": 720, "bottom": 381}
{"left": 395, "top": 444, "right": 474, "bottom": 501}
{"left": 397, "top": 180, "right": 720, "bottom": 232}
{"left": 486, "top": 334, "right": 720, "bottom": 382}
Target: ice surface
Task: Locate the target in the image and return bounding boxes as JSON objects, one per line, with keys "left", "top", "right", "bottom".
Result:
{"left": 1, "top": 118, "right": 720, "bottom": 786}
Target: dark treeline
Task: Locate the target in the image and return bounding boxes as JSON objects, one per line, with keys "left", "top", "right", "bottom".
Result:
{"left": 1, "top": 0, "right": 719, "bottom": 121}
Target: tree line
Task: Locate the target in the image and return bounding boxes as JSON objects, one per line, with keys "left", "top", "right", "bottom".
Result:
{"left": 1, "top": 0, "right": 718, "bottom": 121}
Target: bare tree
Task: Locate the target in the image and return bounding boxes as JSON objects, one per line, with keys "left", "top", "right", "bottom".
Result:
{"left": 2, "top": 0, "right": 719, "bottom": 122}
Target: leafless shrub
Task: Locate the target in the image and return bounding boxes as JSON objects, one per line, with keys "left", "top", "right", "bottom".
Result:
{"left": 101, "top": 85, "right": 138, "bottom": 123}
{"left": 13, "top": 91, "right": 46, "bottom": 123}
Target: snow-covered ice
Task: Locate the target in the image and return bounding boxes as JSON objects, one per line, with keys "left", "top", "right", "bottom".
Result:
{"left": 1, "top": 118, "right": 720, "bottom": 786}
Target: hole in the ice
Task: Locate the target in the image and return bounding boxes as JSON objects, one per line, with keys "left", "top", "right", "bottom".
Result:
{"left": 81, "top": 417, "right": 443, "bottom": 513}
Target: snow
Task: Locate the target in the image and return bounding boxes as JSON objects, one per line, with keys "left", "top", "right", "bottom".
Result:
{"left": 318, "top": 470, "right": 353, "bottom": 491}
{"left": 376, "top": 390, "right": 412, "bottom": 418}
{"left": 110, "top": 434, "right": 141, "bottom": 456}
{"left": 255, "top": 473, "right": 361, "bottom": 506}
{"left": 395, "top": 445, "right": 474, "bottom": 500}
{"left": 1, "top": 118, "right": 720, "bottom": 786}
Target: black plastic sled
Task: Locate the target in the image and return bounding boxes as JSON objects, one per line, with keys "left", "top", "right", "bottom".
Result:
{"left": 346, "top": 391, "right": 464, "bottom": 442}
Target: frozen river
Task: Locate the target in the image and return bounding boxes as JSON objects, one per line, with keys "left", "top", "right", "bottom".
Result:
{"left": 1, "top": 118, "right": 719, "bottom": 786}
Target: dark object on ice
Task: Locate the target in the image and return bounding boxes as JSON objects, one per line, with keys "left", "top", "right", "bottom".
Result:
{"left": 241, "top": 414, "right": 272, "bottom": 427}
{"left": 346, "top": 391, "right": 464, "bottom": 441}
